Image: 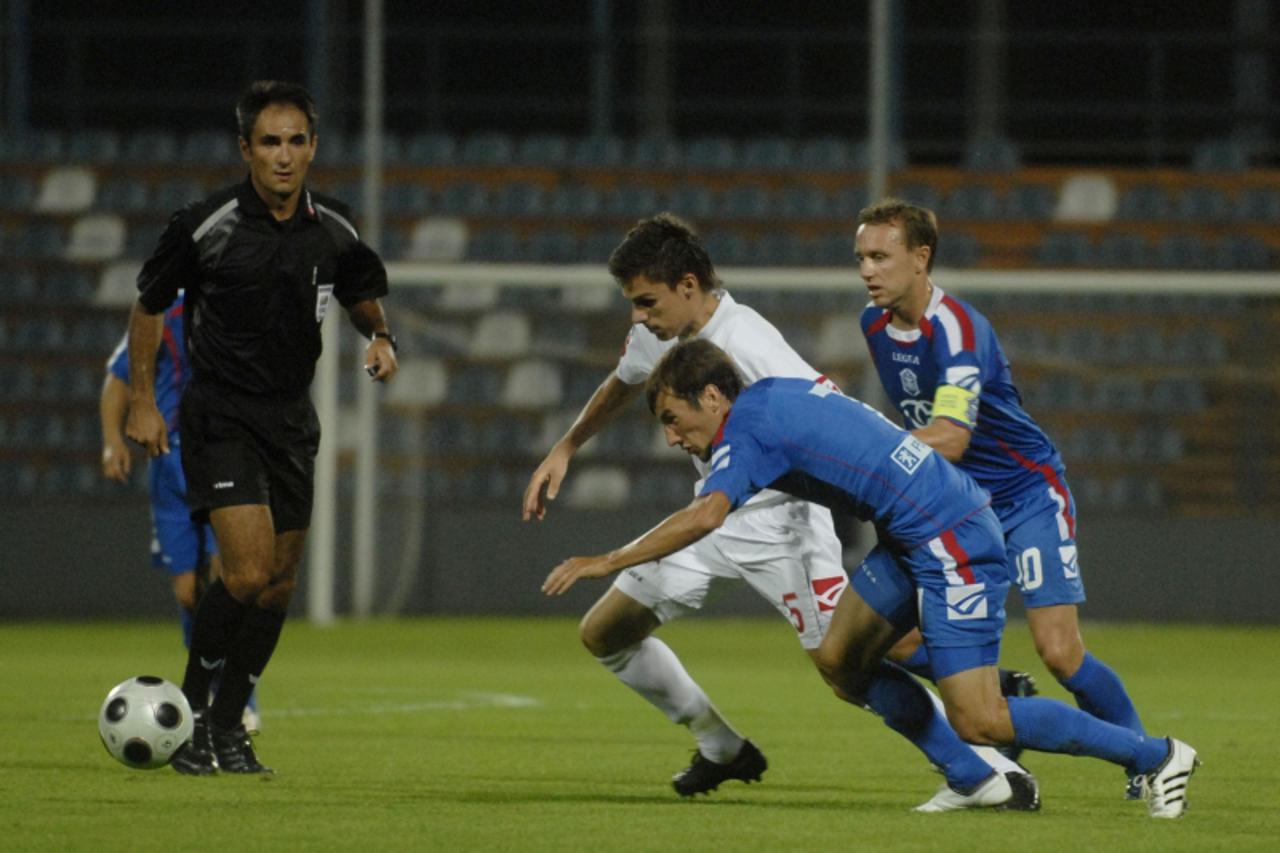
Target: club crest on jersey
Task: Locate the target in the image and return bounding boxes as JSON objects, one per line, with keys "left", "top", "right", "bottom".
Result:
{"left": 899, "top": 367, "right": 919, "bottom": 396}
{"left": 890, "top": 435, "right": 931, "bottom": 475}
{"left": 811, "top": 576, "right": 848, "bottom": 612}
{"left": 946, "top": 583, "right": 988, "bottom": 620}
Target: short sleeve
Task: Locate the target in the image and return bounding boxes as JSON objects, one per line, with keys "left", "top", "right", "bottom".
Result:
{"left": 616, "top": 325, "right": 670, "bottom": 386}
{"left": 136, "top": 212, "right": 196, "bottom": 314}
{"left": 335, "top": 239, "right": 389, "bottom": 307}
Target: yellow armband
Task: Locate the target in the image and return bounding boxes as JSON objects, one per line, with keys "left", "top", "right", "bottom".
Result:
{"left": 931, "top": 384, "right": 978, "bottom": 427}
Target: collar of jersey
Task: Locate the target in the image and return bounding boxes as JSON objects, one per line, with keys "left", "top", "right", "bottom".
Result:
{"left": 237, "top": 178, "right": 320, "bottom": 223}
{"left": 885, "top": 284, "right": 945, "bottom": 343}
{"left": 694, "top": 289, "right": 734, "bottom": 340}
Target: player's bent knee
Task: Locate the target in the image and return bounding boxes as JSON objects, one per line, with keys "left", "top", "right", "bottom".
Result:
{"left": 1036, "top": 636, "right": 1085, "bottom": 680}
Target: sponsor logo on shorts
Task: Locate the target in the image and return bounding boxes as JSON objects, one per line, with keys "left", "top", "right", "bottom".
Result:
{"left": 1059, "top": 544, "right": 1080, "bottom": 579}
{"left": 213, "top": 481, "right": 235, "bottom": 490}
{"left": 890, "top": 435, "right": 930, "bottom": 475}
{"left": 811, "top": 576, "right": 847, "bottom": 612}
{"left": 945, "top": 583, "right": 988, "bottom": 621}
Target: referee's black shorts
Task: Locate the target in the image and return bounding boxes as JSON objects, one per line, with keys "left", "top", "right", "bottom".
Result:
{"left": 178, "top": 381, "right": 321, "bottom": 532}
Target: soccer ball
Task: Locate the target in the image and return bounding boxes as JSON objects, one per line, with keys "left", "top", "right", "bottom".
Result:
{"left": 98, "top": 676, "right": 194, "bottom": 769}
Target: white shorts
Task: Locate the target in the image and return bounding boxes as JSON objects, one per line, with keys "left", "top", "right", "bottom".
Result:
{"left": 613, "top": 499, "right": 849, "bottom": 649}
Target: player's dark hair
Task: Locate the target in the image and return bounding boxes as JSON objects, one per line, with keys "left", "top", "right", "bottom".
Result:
{"left": 236, "top": 80, "right": 319, "bottom": 141}
{"left": 857, "top": 198, "right": 939, "bottom": 272}
{"left": 608, "top": 212, "right": 721, "bottom": 293}
{"left": 646, "top": 339, "right": 743, "bottom": 413}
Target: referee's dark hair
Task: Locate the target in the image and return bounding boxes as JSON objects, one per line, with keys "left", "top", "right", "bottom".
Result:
{"left": 236, "top": 80, "right": 319, "bottom": 141}
{"left": 609, "top": 212, "right": 722, "bottom": 293}
{"left": 646, "top": 339, "right": 744, "bottom": 414}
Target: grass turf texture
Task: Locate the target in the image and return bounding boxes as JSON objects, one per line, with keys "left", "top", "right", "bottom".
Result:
{"left": 1, "top": 618, "right": 1276, "bottom": 851}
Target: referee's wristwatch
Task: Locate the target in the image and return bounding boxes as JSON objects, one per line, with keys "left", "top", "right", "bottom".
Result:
{"left": 370, "top": 331, "right": 398, "bottom": 352}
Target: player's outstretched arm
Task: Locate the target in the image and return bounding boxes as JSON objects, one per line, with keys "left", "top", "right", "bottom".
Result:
{"left": 522, "top": 372, "right": 642, "bottom": 521}
{"left": 99, "top": 374, "right": 132, "bottom": 482}
{"left": 542, "top": 491, "right": 730, "bottom": 595}
{"left": 123, "top": 304, "right": 168, "bottom": 457}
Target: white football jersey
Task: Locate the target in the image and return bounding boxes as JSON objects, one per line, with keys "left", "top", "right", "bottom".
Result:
{"left": 617, "top": 290, "right": 825, "bottom": 504}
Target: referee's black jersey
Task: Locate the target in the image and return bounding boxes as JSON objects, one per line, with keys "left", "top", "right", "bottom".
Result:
{"left": 137, "top": 178, "right": 388, "bottom": 398}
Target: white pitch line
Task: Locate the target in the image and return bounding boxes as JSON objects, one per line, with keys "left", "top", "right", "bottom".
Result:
{"left": 70, "top": 691, "right": 540, "bottom": 723}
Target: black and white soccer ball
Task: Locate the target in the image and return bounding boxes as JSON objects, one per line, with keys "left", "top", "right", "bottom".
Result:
{"left": 98, "top": 676, "right": 194, "bottom": 769}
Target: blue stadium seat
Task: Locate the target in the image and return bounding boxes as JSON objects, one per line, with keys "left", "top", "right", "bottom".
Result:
{"left": 383, "top": 183, "right": 431, "bottom": 216}
{"left": 703, "top": 231, "right": 750, "bottom": 265}
{"left": 747, "top": 231, "right": 809, "bottom": 267}
{"left": 1190, "top": 138, "right": 1250, "bottom": 172}
{"left": 601, "top": 183, "right": 661, "bottom": 218}
{"left": 963, "top": 136, "right": 1021, "bottom": 172}
{"left": 122, "top": 129, "right": 180, "bottom": 164}
{"left": 1173, "top": 186, "right": 1231, "bottom": 222}
{"left": 180, "top": 129, "right": 239, "bottom": 165}
{"left": 893, "top": 183, "right": 941, "bottom": 213}
{"left": 0, "top": 173, "right": 37, "bottom": 210}
{"left": 1116, "top": 183, "right": 1173, "bottom": 221}
{"left": 683, "top": 137, "right": 738, "bottom": 172}
{"left": 943, "top": 183, "right": 1003, "bottom": 220}
{"left": 1213, "top": 235, "right": 1271, "bottom": 270}
{"left": 515, "top": 134, "right": 570, "bottom": 167}
{"left": 569, "top": 135, "right": 626, "bottom": 169}
{"left": 346, "top": 132, "right": 406, "bottom": 164}
{"left": 940, "top": 231, "right": 982, "bottom": 267}
{"left": 524, "top": 230, "right": 580, "bottom": 263}
{"left": 13, "top": 222, "right": 65, "bottom": 258}
{"left": 630, "top": 136, "right": 683, "bottom": 171}
{"left": 580, "top": 229, "right": 622, "bottom": 264}
{"left": 811, "top": 231, "right": 854, "bottom": 266}
{"left": 1095, "top": 232, "right": 1149, "bottom": 268}
{"left": 151, "top": 179, "right": 207, "bottom": 212}
{"left": 739, "top": 137, "right": 797, "bottom": 172}
{"left": 66, "top": 129, "right": 122, "bottom": 164}
{"left": 665, "top": 184, "right": 717, "bottom": 220}
{"left": 850, "top": 140, "right": 908, "bottom": 171}
{"left": 403, "top": 132, "right": 457, "bottom": 165}
{"left": 435, "top": 181, "right": 491, "bottom": 216}
{"left": 829, "top": 185, "right": 871, "bottom": 218}
{"left": 1004, "top": 183, "right": 1058, "bottom": 220}
{"left": 1152, "top": 233, "right": 1211, "bottom": 269}
{"left": 95, "top": 177, "right": 150, "bottom": 213}
{"left": 545, "top": 182, "right": 603, "bottom": 218}
{"left": 1233, "top": 187, "right": 1280, "bottom": 223}
{"left": 796, "top": 137, "right": 855, "bottom": 172}
{"left": 460, "top": 133, "right": 515, "bottom": 166}
{"left": 466, "top": 228, "right": 523, "bottom": 262}
{"left": 491, "top": 182, "right": 547, "bottom": 218}
{"left": 717, "top": 184, "right": 772, "bottom": 220}
{"left": 1034, "top": 231, "right": 1093, "bottom": 267}
{"left": 777, "top": 184, "right": 830, "bottom": 220}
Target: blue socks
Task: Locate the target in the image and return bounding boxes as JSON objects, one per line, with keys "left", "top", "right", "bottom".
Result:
{"left": 1060, "top": 652, "right": 1145, "bottom": 735}
{"left": 864, "top": 662, "right": 992, "bottom": 791}
{"left": 1007, "top": 696, "right": 1167, "bottom": 773}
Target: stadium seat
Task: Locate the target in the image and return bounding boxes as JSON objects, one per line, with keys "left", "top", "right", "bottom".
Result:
{"left": 405, "top": 216, "right": 469, "bottom": 262}
{"left": 438, "top": 281, "right": 499, "bottom": 312}
{"left": 65, "top": 214, "right": 126, "bottom": 261}
{"left": 121, "top": 129, "right": 181, "bottom": 164}
{"left": 1004, "top": 182, "right": 1058, "bottom": 220}
{"left": 546, "top": 182, "right": 603, "bottom": 218}
{"left": 181, "top": 129, "right": 239, "bottom": 165}
{"left": 95, "top": 261, "right": 145, "bottom": 306}
{"left": 796, "top": 137, "right": 855, "bottom": 172}
{"left": 345, "top": 132, "right": 405, "bottom": 164}
{"left": 1173, "top": 186, "right": 1231, "bottom": 223}
{"left": 665, "top": 184, "right": 717, "bottom": 220}
{"left": 1213, "top": 234, "right": 1271, "bottom": 270}
{"left": 1034, "top": 231, "right": 1093, "bottom": 267}
{"left": 569, "top": 135, "right": 626, "bottom": 169}
{"left": 0, "top": 129, "right": 64, "bottom": 163}
{"left": 1116, "top": 183, "right": 1173, "bottom": 221}
{"left": 558, "top": 275, "right": 624, "bottom": 311}
{"left": 630, "top": 136, "right": 683, "bottom": 171}
{"left": 501, "top": 360, "right": 564, "bottom": 409}
{"left": 893, "top": 183, "right": 941, "bottom": 213}
{"left": 601, "top": 182, "right": 661, "bottom": 218}
{"left": 34, "top": 166, "right": 96, "bottom": 213}
{"left": 0, "top": 173, "right": 37, "bottom": 210}
{"left": 12, "top": 221, "right": 66, "bottom": 257}
{"left": 811, "top": 231, "right": 854, "bottom": 265}
{"left": 151, "top": 179, "right": 207, "bottom": 212}
{"left": 435, "top": 181, "right": 491, "bottom": 216}
{"left": 492, "top": 182, "right": 547, "bottom": 217}
{"left": 777, "top": 184, "right": 830, "bottom": 220}
{"left": 515, "top": 133, "right": 571, "bottom": 167}
{"left": 739, "top": 137, "right": 797, "bottom": 171}
{"left": 564, "top": 466, "right": 631, "bottom": 510}
{"left": 940, "top": 231, "right": 982, "bottom": 267}
{"left": 445, "top": 365, "right": 505, "bottom": 405}
{"left": 963, "top": 136, "right": 1021, "bottom": 172}
{"left": 403, "top": 132, "right": 457, "bottom": 165}
{"left": 1152, "top": 232, "right": 1211, "bottom": 269}
{"left": 683, "top": 136, "right": 738, "bottom": 172}
{"left": 460, "top": 133, "right": 515, "bottom": 166}
{"left": 466, "top": 228, "right": 523, "bottom": 262}
{"left": 525, "top": 230, "right": 580, "bottom": 263}
{"left": 386, "top": 358, "right": 449, "bottom": 407}
{"left": 850, "top": 139, "right": 908, "bottom": 171}
{"left": 384, "top": 183, "right": 431, "bottom": 215}
{"left": 65, "top": 129, "right": 122, "bottom": 164}
{"left": 1190, "top": 137, "right": 1250, "bottom": 172}
{"left": 1094, "top": 232, "right": 1149, "bottom": 268}
{"left": 469, "top": 311, "right": 532, "bottom": 358}
{"left": 943, "top": 183, "right": 1003, "bottom": 220}
{"left": 718, "top": 184, "right": 773, "bottom": 220}
{"left": 1233, "top": 187, "right": 1280, "bottom": 223}
{"left": 829, "top": 185, "right": 871, "bottom": 218}
{"left": 703, "top": 231, "right": 750, "bottom": 266}
{"left": 747, "top": 231, "right": 808, "bottom": 267}
{"left": 94, "top": 177, "right": 150, "bottom": 213}
{"left": 1053, "top": 173, "right": 1118, "bottom": 222}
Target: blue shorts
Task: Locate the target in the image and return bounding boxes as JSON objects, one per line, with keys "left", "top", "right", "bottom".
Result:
{"left": 995, "top": 473, "right": 1087, "bottom": 609}
{"left": 851, "top": 507, "right": 1009, "bottom": 678}
{"left": 149, "top": 444, "right": 217, "bottom": 576}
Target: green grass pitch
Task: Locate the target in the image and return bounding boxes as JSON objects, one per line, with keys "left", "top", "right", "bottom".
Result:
{"left": 1, "top": 617, "right": 1276, "bottom": 851}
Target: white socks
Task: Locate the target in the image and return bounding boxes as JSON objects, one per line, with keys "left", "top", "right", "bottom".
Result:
{"left": 599, "top": 637, "right": 744, "bottom": 763}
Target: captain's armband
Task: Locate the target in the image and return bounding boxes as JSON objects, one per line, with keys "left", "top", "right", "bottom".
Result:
{"left": 931, "top": 384, "right": 978, "bottom": 427}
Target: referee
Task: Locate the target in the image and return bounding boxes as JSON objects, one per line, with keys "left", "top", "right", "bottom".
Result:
{"left": 125, "top": 80, "right": 399, "bottom": 775}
